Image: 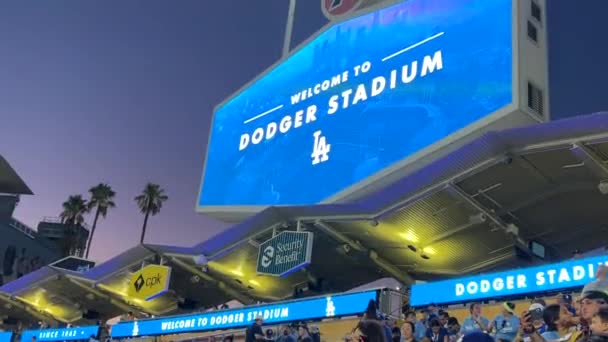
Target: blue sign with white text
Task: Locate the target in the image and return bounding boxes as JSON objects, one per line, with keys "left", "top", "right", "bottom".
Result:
{"left": 199, "top": 0, "right": 513, "bottom": 207}
{"left": 21, "top": 326, "right": 99, "bottom": 342}
{"left": 111, "top": 290, "right": 377, "bottom": 337}
{"left": 410, "top": 255, "right": 608, "bottom": 307}
{"left": 0, "top": 332, "right": 13, "bottom": 342}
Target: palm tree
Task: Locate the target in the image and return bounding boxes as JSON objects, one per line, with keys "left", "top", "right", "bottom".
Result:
{"left": 85, "top": 183, "right": 116, "bottom": 258}
{"left": 134, "top": 183, "right": 168, "bottom": 244}
{"left": 59, "top": 195, "right": 89, "bottom": 256}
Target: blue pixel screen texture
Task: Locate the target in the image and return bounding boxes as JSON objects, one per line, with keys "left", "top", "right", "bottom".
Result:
{"left": 410, "top": 255, "right": 608, "bottom": 307}
{"left": 0, "top": 332, "right": 12, "bottom": 342}
{"left": 111, "top": 290, "right": 376, "bottom": 337}
{"left": 199, "top": 0, "right": 513, "bottom": 207}
{"left": 21, "top": 326, "right": 100, "bottom": 342}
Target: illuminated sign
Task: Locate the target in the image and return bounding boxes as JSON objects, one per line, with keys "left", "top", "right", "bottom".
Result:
{"left": 111, "top": 290, "right": 377, "bottom": 337}
{"left": 128, "top": 264, "right": 172, "bottom": 301}
{"left": 21, "top": 326, "right": 99, "bottom": 342}
{"left": 410, "top": 255, "right": 608, "bottom": 307}
{"left": 257, "top": 231, "right": 313, "bottom": 277}
{"left": 0, "top": 332, "right": 12, "bottom": 342}
{"left": 198, "top": 0, "right": 513, "bottom": 208}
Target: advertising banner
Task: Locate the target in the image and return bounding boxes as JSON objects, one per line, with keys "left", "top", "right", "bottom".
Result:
{"left": 127, "top": 264, "right": 171, "bottom": 301}
{"left": 410, "top": 255, "right": 608, "bottom": 307}
{"left": 111, "top": 290, "right": 377, "bottom": 338}
{"left": 256, "top": 231, "right": 313, "bottom": 276}
{"left": 0, "top": 332, "right": 12, "bottom": 342}
{"left": 198, "top": 0, "right": 513, "bottom": 208}
{"left": 21, "top": 326, "right": 99, "bottom": 342}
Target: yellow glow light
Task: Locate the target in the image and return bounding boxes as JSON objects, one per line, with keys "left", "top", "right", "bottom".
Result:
{"left": 230, "top": 269, "right": 244, "bottom": 277}
{"left": 249, "top": 279, "right": 260, "bottom": 287}
{"left": 422, "top": 247, "right": 436, "bottom": 255}
{"left": 400, "top": 230, "right": 419, "bottom": 243}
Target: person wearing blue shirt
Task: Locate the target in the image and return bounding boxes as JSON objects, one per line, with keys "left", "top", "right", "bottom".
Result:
{"left": 406, "top": 311, "right": 427, "bottom": 341}
{"left": 461, "top": 303, "right": 490, "bottom": 335}
{"left": 492, "top": 302, "right": 520, "bottom": 342}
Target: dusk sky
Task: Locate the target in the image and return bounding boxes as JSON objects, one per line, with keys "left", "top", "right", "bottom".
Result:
{"left": 1, "top": 1, "right": 607, "bottom": 263}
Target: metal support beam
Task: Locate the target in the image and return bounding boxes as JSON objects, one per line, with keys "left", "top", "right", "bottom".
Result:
{"left": 314, "top": 220, "right": 415, "bottom": 285}
{"left": 446, "top": 183, "right": 508, "bottom": 229}
{"left": 66, "top": 277, "right": 135, "bottom": 315}
{"left": 369, "top": 250, "right": 415, "bottom": 285}
{"left": 314, "top": 220, "right": 366, "bottom": 252}
{"left": 425, "top": 222, "right": 476, "bottom": 246}
{"left": 571, "top": 143, "right": 608, "bottom": 179}
{"left": 168, "top": 256, "right": 254, "bottom": 306}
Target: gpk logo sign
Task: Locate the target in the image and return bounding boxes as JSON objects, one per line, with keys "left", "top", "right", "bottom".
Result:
{"left": 134, "top": 273, "right": 164, "bottom": 292}
{"left": 128, "top": 265, "right": 171, "bottom": 301}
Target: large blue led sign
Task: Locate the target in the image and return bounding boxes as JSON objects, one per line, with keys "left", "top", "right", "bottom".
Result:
{"left": 0, "top": 332, "right": 12, "bottom": 342}
{"left": 111, "top": 290, "right": 377, "bottom": 337}
{"left": 198, "top": 0, "right": 513, "bottom": 207}
{"left": 410, "top": 255, "right": 608, "bottom": 307}
{"left": 21, "top": 326, "right": 99, "bottom": 342}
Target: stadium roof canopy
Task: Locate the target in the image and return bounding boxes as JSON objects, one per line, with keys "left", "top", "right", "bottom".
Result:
{"left": 181, "top": 111, "right": 608, "bottom": 298}
{"left": 0, "top": 155, "right": 33, "bottom": 195}
{"left": 0, "top": 265, "right": 133, "bottom": 324}
{"left": 3, "top": 112, "right": 608, "bottom": 323}
{"left": 80, "top": 244, "right": 253, "bottom": 317}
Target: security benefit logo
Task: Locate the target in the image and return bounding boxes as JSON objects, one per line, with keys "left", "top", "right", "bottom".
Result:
{"left": 128, "top": 265, "right": 172, "bottom": 301}
{"left": 261, "top": 245, "right": 275, "bottom": 268}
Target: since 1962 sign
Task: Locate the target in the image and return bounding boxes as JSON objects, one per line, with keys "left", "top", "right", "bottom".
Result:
{"left": 257, "top": 231, "right": 314, "bottom": 277}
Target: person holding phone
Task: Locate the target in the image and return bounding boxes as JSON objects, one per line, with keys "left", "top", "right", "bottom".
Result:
{"left": 461, "top": 303, "right": 490, "bottom": 335}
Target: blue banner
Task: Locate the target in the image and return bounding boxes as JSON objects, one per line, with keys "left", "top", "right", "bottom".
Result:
{"left": 111, "top": 290, "right": 377, "bottom": 337}
{"left": 21, "top": 326, "right": 99, "bottom": 342}
{"left": 0, "top": 332, "right": 12, "bottom": 342}
{"left": 410, "top": 255, "right": 608, "bottom": 306}
{"left": 198, "top": 0, "right": 513, "bottom": 207}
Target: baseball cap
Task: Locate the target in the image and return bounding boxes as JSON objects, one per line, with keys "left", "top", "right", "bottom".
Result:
{"left": 503, "top": 302, "right": 515, "bottom": 314}
{"left": 581, "top": 279, "right": 608, "bottom": 301}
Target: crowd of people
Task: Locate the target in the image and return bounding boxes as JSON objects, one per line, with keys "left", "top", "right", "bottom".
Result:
{"left": 342, "top": 265, "right": 608, "bottom": 342}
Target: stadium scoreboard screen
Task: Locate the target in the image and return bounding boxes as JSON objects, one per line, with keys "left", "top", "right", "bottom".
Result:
{"left": 197, "top": 0, "right": 519, "bottom": 215}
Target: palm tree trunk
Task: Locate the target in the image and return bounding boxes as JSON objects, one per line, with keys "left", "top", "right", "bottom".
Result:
{"left": 85, "top": 209, "right": 100, "bottom": 259}
{"left": 140, "top": 210, "right": 150, "bottom": 244}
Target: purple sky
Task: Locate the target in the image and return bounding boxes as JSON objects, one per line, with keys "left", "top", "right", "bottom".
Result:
{"left": 1, "top": 1, "right": 607, "bottom": 262}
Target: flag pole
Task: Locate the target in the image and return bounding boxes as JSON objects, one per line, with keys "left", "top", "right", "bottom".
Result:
{"left": 282, "top": 0, "right": 297, "bottom": 57}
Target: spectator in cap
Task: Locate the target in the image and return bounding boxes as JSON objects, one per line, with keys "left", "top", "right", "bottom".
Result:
{"left": 461, "top": 303, "right": 490, "bottom": 335}
{"left": 245, "top": 316, "right": 265, "bottom": 342}
{"left": 580, "top": 266, "right": 608, "bottom": 322}
{"left": 492, "top": 302, "right": 520, "bottom": 342}
{"left": 528, "top": 303, "right": 547, "bottom": 335}
{"left": 558, "top": 294, "right": 577, "bottom": 316}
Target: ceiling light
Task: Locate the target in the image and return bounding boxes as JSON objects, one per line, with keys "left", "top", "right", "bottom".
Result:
{"left": 401, "top": 231, "right": 419, "bottom": 243}
{"left": 230, "top": 269, "right": 244, "bottom": 277}
{"left": 420, "top": 254, "right": 430, "bottom": 260}
{"left": 407, "top": 245, "right": 418, "bottom": 252}
{"left": 422, "top": 247, "right": 436, "bottom": 255}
